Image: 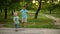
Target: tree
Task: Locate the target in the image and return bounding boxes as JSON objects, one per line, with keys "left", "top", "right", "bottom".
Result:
{"left": 49, "top": 1, "right": 60, "bottom": 11}
{"left": 35, "top": 0, "right": 42, "bottom": 19}
{"left": 0, "top": 0, "right": 21, "bottom": 19}
{"left": 47, "top": 0, "right": 58, "bottom": 14}
{"left": 49, "top": 0, "right": 54, "bottom": 14}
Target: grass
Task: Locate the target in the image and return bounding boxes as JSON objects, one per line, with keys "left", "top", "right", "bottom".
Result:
{"left": 40, "top": 9, "right": 60, "bottom": 18}
{"left": 0, "top": 10, "right": 58, "bottom": 29}
{"left": 49, "top": 13, "right": 60, "bottom": 18}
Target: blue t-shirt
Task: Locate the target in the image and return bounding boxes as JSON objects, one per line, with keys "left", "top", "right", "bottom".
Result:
{"left": 20, "top": 9, "right": 28, "bottom": 18}
{"left": 13, "top": 16, "right": 19, "bottom": 24}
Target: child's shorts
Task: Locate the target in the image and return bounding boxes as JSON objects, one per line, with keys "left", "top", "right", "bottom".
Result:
{"left": 15, "top": 24, "right": 19, "bottom": 28}
{"left": 22, "top": 17, "right": 27, "bottom": 22}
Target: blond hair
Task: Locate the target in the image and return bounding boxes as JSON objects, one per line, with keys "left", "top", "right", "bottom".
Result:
{"left": 14, "top": 12, "right": 18, "bottom": 16}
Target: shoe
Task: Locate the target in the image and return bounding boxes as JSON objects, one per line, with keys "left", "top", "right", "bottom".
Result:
{"left": 15, "top": 30, "right": 18, "bottom": 32}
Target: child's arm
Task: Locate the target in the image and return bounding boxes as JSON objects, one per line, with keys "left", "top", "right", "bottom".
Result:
{"left": 18, "top": 16, "right": 21, "bottom": 23}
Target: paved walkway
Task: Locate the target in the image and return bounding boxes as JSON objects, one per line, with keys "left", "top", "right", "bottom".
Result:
{"left": 0, "top": 28, "right": 60, "bottom": 34}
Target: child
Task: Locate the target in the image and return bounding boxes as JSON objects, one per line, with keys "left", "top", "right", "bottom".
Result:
{"left": 13, "top": 12, "right": 19, "bottom": 32}
{"left": 20, "top": 6, "right": 28, "bottom": 27}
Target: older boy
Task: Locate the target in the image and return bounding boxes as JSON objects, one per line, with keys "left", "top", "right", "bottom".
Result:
{"left": 20, "top": 6, "right": 28, "bottom": 27}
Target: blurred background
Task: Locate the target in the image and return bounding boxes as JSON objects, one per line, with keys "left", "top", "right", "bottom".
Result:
{"left": 0, "top": 0, "right": 60, "bottom": 29}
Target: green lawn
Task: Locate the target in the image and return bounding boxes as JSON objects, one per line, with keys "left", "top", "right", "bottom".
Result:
{"left": 40, "top": 9, "right": 60, "bottom": 18}
{"left": 0, "top": 10, "right": 58, "bottom": 29}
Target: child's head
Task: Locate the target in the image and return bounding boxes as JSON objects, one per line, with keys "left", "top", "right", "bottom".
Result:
{"left": 23, "top": 6, "right": 26, "bottom": 9}
{"left": 14, "top": 12, "right": 18, "bottom": 16}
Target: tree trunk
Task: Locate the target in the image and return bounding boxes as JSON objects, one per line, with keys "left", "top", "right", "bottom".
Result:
{"left": 12, "top": 10, "right": 13, "bottom": 15}
{"left": 49, "top": 0, "right": 53, "bottom": 14}
{"left": 4, "top": 8, "right": 7, "bottom": 19}
{"left": 1, "top": 9, "right": 2, "bottom": 13}
{"left": 35, "top": 0, "right": 42, "bottom": 19}
{"left": 12, "top": 10, "right": 15, "bottom": 15}
{"left": 14, "top": 10, "right": 15, "bottom": 12}
{"left": 50, "top": 10, "right": 51, "bottom": 14}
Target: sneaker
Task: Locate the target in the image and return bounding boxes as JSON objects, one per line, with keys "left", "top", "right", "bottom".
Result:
{"left": 15, "top": 30, "right": 18, "bottom": 32}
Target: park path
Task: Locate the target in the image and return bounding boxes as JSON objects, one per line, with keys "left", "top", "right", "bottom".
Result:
{"left": 0, "top": 14, "right": 60, "bottom": 34}
{"left": 42, "top": 14, "right": 57, "bottom": 20}
{"left": 0, "top": 28, "right": 60, "bottom": 34}
{"left": 42, "top": 14, "right": 60, "bottom": 28}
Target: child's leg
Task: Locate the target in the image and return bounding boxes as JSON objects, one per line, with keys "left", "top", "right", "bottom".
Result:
{"left": 15, "top": 24, "right": 18, "bottom": 31}
{"left": 22, "top": 18, "right": 27, "bottom": 27}
{"left": 22, "top": 18, "right": 25, "bottom": 27}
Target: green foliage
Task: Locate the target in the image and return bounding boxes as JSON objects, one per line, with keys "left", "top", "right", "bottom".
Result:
{"left": 0, "top": 0, "right": 21, "bottom": 11}
{"left": 25, "top": 0, "right": 32, "bottom": 2}
{"left": 47, "top": 2, "right": 60, "bottom": 11}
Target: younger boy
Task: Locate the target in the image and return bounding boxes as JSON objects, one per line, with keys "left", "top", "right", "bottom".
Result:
{"left": 13, "top": 12, "right": 19, "bottom": 32}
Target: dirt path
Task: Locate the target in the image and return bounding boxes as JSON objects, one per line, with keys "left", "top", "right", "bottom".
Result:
{"left": 42, "top": 14, "right": 57, "bottom": 20}
{"left": 0, "top": 28, "right": 60, "bottom": 34}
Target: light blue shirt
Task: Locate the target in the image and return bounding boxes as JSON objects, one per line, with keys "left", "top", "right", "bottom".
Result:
{"left": 13, "top": 16, "right": 19, "bottom": 24}
{"left": 20, "top": 9, "right": 28, "bottom": 18}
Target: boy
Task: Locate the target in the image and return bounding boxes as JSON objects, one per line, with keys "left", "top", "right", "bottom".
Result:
{"left": 13, "top": 12, "right": 19, "bottom": 31}
{"left": 20, "top": 6, "right": 28, "bottom": 27}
